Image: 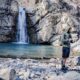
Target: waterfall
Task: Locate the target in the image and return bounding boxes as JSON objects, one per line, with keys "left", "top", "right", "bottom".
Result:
{"left": 16, "top": 7, "right": 29, "bottom": 44}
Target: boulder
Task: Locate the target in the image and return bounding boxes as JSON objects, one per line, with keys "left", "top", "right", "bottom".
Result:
{"left": 0, "top": 68, "right": 16, "bottom": 80}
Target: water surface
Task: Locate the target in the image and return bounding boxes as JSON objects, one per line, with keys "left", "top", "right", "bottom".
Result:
{"left": 0, "top": 43, "right": 62, "bottom": 58}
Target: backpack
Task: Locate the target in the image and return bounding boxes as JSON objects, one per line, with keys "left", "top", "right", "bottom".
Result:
{"left": 62, "top": 32, "right": 70, "bottom": 45}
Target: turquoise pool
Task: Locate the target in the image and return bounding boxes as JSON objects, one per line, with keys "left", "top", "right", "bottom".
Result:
{"left": 0, "top": 43, "right": 62, "bottom": 58}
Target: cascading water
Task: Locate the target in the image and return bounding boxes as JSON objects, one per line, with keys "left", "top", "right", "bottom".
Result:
{"left": 16, "top": 7, "right": 29, "bottom": 44}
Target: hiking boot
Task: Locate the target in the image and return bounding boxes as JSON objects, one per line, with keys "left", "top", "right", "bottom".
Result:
{"left": 61, "top": 65, "right": 68, "bottom": 71}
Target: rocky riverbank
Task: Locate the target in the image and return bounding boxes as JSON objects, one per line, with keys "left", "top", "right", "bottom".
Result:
{"left": 0, "top": 56, "right": 80, "bottom": 80}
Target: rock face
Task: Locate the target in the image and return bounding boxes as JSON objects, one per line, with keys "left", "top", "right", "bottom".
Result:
{"left": 23, "top": 0, "right": 80, "bottom": 45}
{"left": 24, "top": 0, "right": 80, "bottom": 45}
{"left": 0, "top": 0, "right": 80, "bottom": 45}
{"left": 0, "top": 0, "right": 17, "bottom": 42}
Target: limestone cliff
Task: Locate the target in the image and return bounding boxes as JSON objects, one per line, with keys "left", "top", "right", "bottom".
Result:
{"left": 0, "top": 0, "right": 80, "bottom": 45}
{"left": 24, "top": 0, "right": 80, "bottom": 45}
{"left": 0, "top": 0, "right": 17, "bottom": 42}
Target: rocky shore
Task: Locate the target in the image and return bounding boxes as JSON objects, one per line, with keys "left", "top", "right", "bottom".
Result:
{"left": 0, "top": 56, "right": 80, "bottom": 80}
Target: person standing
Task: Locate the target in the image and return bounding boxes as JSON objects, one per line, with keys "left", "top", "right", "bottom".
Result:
{"left": 60, "top": 28, "right": 72, "bottom": 70}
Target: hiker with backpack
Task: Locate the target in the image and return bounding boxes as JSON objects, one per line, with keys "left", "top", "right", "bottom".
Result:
{"left": 60, "top": 27, "right": 73, "bottom": 70}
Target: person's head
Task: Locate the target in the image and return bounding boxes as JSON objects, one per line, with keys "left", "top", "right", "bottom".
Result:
{"left": 62, "top": 28, "right": 66, "bottom": 32}
{"left": 62, "top": 28, "right": 67, "bottom": 34}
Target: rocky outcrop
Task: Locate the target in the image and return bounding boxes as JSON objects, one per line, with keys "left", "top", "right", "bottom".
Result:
{"left": 0, "top": 0, "right": 18, "bottom": 42}
{"left": 26, "top": 0, "right": 80, "bottom": 45}
{"left": 0, "top": 0, "right": 80, "bottom": 45}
